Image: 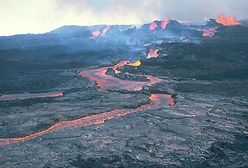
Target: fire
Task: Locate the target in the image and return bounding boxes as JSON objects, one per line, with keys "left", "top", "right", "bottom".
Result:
{"left": 161, "top": 19, "right": 170, "bottom": 29}
{"left": 148, "top": 49, "right": 159, "bottom": 58}
{"left": 149, "top": 22, "right": 158, "bottom": 30}
{"left": 202, "top": 27, "right": 218, "bottom": 38}
{"left": 216, "top": 14, "right": 240, "bottom": 26}
{"left": 127, "top": 60, "right": 141, "bottom": 67}
{"left": 91, "top": 25, "right": 111, "bottom": 38}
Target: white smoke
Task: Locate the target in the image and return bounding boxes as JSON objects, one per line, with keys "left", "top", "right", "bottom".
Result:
{"left": 0, "top": 0, "right": 247, "bottom": 35}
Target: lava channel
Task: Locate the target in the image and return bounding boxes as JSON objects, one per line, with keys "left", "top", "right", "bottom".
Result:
{"left": 0, "top": 94, "right": 174, "bottom": 146}
{"left": 79, "top": 61, "right": 161, "bottom": 91}
{"left": 0, "top": 62, "right": 176, "bottom": 146}
{"left": 0, "top": 92, "right": 63, "bottom": 101}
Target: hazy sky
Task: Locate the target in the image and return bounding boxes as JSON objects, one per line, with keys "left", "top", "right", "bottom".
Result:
{"left": 0, "top": 0, "right": 247, "bottom": 35}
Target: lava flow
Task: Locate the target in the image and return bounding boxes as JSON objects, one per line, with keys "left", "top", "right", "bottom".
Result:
{"left": 216, "top": 14, "right": 240, "bottom": 26}
{"left": 0, "top": 58, "right": 176, "bottom": 147}
{"left": 80, "top": 61, "right": 160, "bottom": 91}
{"left": 0, "top": 92, "right": 63, "bottom": 101}
{"left": 127, "top": 60, "right": 142, "bottom": 67}
{"left": 202, "top": 27, "right": 218, "bottom": 38}
{"left": 0, "top": 94, "right": 173, "bottom": 146}
{"left": 148, "top": 49, "right": 159, "bottom": 58}
{"left": 91, "top": 25, "right": 111, "bottom": 38}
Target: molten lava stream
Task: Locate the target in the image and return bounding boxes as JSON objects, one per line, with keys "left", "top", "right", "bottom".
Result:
{"left": 0, "top": 92, "right": 63, "bottom": 101}
{"left": 0, "top": 62, "right": 176, "bottom": 147}
{"left": 0, "top": 94, "right": 174, "bottom": 146}
{"left": 79, "top": 61, "right": 161, "bottom": 91}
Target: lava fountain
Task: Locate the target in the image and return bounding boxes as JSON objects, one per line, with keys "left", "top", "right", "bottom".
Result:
{"left": 216, "top": 14, "right": 240, "bottom": 26}
{"left": 161, "top": 19, "right": 170, "bottom": 29}
{"left": 149, "top": 22, "right": 158, "bottom": 31}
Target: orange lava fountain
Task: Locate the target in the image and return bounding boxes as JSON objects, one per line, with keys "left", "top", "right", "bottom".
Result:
{"left": 216, "top": 14, "right": 240, "bottom": 26}
{"left": 161, "top": 19, "right": 170, "bottom": 29}
{"left": 149, "top": 22, "right": 158, "bottom": 31}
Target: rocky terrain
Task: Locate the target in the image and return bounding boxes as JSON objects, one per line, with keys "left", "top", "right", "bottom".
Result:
{"left": 0, "top": 18, "right": 247, "bottom": 167}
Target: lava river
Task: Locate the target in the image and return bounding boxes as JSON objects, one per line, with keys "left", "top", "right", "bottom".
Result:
{"left": 0, "top": 61, "right": 175, "bottom": 146}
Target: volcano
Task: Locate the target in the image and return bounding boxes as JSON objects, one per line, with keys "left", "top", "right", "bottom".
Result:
{"left": 0, "top": 15, "right": 248, "bottom": 168}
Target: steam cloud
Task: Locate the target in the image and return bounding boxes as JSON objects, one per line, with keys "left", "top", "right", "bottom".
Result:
{"left": 0, "top": 0, "right": 247, "bottom": 35}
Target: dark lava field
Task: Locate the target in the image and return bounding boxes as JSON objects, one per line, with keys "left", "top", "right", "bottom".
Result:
{"left": 0, "top": 19, "right": 247, "bottom": 168}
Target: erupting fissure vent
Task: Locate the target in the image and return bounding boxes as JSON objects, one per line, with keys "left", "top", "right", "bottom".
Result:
{"left": 216, "top": 14, "right": 240, "bottom": 26}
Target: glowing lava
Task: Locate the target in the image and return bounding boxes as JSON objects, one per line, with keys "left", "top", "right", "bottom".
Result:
{"left": 148, "top": 49, "right": 159, "bottom": 58}
{"left": 161, "top": 19, "right": 170, "bottom": 29}
{"left": 102, "top": 25, "right": 111, "bottom": 35}
{"left": 91, "top": 25, "right": 111, "bottom": 38}
{"left": 202, "top": 27, "right": 218, "bottom": 38}
{"left": 216, "top": 14, "right": 240, "bottom": 26}
{"left": 150, "top": 94, "right": 175, "bottom": 107}
{"left": 79, "top": 61, "right": 160, "bottom": 91}
{"left": 0, "top": 92, "right": 63, "bottom": 101}
{"left": 0, "top": 94, "right": 173, "bottom": 146}
{"left": 149, "top": 22, "right": 158, "bottom": 31}
{"left": 0, "top": 60, "right": 176, "bottom": 147}
{"left": 91, "top": 30, "right": 101, "bottom": 37}
{"left": 127, "top": 60, "right": 142, "bottom": 67}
